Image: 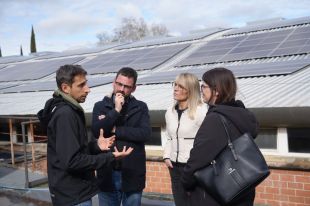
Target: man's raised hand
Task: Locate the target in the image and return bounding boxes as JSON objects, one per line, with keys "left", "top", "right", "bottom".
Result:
{"left": 97, "top": 129, "right": 115, "bottom": 151}
{"left": 113, "top": 146, "right": 133, "bottom": 160}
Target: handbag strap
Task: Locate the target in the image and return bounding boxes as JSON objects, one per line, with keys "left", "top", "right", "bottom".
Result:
{"left": 218, "top": 114, "right": 238, "bottom": 161}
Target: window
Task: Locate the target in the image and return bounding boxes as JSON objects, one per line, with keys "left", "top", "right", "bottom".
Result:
{"left": 287, "top": 128, "right": 310, "bottom": 153}
{"left": 0, "top": 121, "right": 10, "bottom": 141}
{"left": 255, "top": 128, "right": 277, "bottom": 149}
{"left": 146, "top": 127, "right": 161, "bottom": 146}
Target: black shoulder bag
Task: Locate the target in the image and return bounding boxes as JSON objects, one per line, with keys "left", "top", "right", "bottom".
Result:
{"left": 194, "top": 114, "right": 270, "bottom": 205}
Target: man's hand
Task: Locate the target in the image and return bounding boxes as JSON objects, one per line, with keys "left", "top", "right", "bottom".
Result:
{"left": 164, "top": 159, "right": 173, "bottom": 168}
{"left": 97, "top": 129, "right": 115, "bottom": 151}
{"left": 113, "top": 146, "right": 133, "bottom": 160}
{"left": 114, "top": 92, "right": 124, "bottom": 112}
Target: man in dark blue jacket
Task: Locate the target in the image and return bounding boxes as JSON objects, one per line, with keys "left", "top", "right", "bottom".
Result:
{"left": 38, "top": 65, "right": 133, "bottom": 206}
{"left": 92, "top": 67, "right": 151, "bottom": 206}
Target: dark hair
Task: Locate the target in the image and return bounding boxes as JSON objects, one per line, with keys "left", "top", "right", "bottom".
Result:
{"left": 56, "top": 64, "right": 87, "bottom": 90}
{"left": 115, "top": 67, "right": 138, "bottom": 85}
{"left": 202, "top": 67, "right": 236, "bottom": 104}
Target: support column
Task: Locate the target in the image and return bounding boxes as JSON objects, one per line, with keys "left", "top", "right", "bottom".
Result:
{"left": 9, "top": 119, "right": 15, "bottom": 165}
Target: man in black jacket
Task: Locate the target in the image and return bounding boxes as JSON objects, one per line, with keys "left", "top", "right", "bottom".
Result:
{"left": 38, "top": 65, "right": 133, "bottom": 206}
{"left": 92, "top": 67, "right": 151, "bottom": 206}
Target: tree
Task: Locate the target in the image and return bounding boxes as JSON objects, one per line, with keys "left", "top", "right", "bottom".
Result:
{"left": 20, "top": 45, "right": 23, "bottom": 56}
{"left": 0, "top": 47, "right": 2, "bottom": 57}
{"left": 113, "top": 17, "right": 148, "bottom": 42}
{"left": 97, "top": 17, "right": 168, "bottom": 45}
{"left": 96, "top": 32, "right": 112, "bottom": 46}
{"left": 149, "top": 23, "right": 168, "bottom": 37}
{"left": 30, "top": 25, "right": 37, "bottom": 53}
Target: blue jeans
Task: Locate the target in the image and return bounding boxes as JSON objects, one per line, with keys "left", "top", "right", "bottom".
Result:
{"left": 74, "top": 199, "right": 92, "bottom": 206}
{"left": 98, "top": 171, "right": 142, "bottom": 206}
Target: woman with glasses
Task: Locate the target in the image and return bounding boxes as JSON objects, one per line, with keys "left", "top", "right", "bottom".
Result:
{"left": 163, "top": 73, "right": 208, "bottom": 206}
{"left": 181, "top": 68, "right": 259, "bottom": 206}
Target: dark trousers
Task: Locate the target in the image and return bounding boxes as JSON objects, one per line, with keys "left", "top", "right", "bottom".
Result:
{"left": 168, "top": 162, "right": 189, "bottom": 206}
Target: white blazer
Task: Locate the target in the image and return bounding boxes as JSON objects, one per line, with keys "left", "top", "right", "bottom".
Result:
{"left": 163, "top": 103, "right": 208, "bottom": 163}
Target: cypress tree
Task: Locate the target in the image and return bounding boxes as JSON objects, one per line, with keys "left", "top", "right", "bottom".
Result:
{"left": 0, "top": 47, "right": 2, "bottom": 57}
{"left": 20, "top": 45, "right": 23, "bottom": 56}
{"left": 30, "top": 25, "right": 37, "bottom": 53}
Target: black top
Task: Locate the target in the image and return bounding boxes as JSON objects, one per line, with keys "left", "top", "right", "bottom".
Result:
{"left": 92, "top": 95, "right": 152, "bottom": 192}
{"left": 181, "top": 100, "right": 259, "bottom": 206}
{"left": 37, "top": 93, "right": 115, "bottom": 206}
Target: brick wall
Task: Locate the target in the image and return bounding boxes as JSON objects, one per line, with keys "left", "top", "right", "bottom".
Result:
{"left": 145, "top": 161, "right": 310, "bottom": 206}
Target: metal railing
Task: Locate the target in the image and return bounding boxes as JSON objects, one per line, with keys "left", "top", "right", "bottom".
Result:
{"left": 21, "top": 120, "right": 48, "bottom": 188}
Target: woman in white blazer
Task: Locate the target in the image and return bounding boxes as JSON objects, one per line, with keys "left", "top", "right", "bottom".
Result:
{"left": 163, "top": 73, "right": 208, "bottom": 206}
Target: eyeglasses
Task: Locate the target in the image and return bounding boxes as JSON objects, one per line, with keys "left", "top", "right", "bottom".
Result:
{"left": 172, "top": 82, "right": 186, "bottom": 91}
{"left": 200, "top": 84, "right": 210, "bottom": 90}
{"left": 115, "top": 81, "right": 134, "bottom": 90}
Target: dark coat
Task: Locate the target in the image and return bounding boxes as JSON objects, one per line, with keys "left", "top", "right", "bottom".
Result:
{"left": 92, "top": 95, "right": 151, "bottom": 192}
{"left": 181, "top": 101, "right": 259, "bottom": 206}
{"left": 38, "top": 93, "right": 115, "bottom": 206}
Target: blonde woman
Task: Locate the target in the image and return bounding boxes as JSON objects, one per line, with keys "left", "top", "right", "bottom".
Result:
{"left": 163, "top": 73, "right": 208, "bottom": 206}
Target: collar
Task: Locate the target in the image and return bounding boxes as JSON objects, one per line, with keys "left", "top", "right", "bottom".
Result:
{"left": 53, "top": 89, "right": 84, "bottom": 113}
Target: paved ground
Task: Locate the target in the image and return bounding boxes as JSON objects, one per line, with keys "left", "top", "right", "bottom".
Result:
{"left": 0, "top": 165, "right": 174, "bottom": 206}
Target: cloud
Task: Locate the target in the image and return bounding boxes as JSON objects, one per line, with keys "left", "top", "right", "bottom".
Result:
{"left": 1, "top": 0, "right": 310, "bottom": 56}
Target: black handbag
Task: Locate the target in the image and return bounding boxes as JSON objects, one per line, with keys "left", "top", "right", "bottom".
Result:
{"left": 194, "top": 114, "right": 270, "bottom": 205}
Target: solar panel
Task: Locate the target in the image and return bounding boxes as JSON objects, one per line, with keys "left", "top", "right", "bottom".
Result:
{"left": 0, "top": 81, "right": 57, "bottom": 93}
{"left": 0, "top": 65, "right": 7, "bottom": 70}
{"left": 270, "top": 47, "right": 302, "bottom": 56}
{"left": 262, "top": 36, "right": 287, "bottom": 44}
{"left": 0, "top": 75, "right": 115, "bottom": 93}
{"left": 177, "top": 25, "right": 310, "bottom": 66}
{"left": 298, "top": 44, "right": 310, "bottom": 53}
{"left": 115, "top": 28, "right": 226, "bottom": 49}
{"left": 36, "top": 43, "right": 120, "bottom": 60}
{"left": 0, "top": 55, "right": 35, "bottom": 64}
{"left": 224, "top": 16, "right": 310, "bottom": 35}
{"left": 0, "top": 82, "right": 21, "bottom": 90}
{"left": 137, "top": 70, "right": 205, "bottom": 85}
{"left": 83, "top": 44, "right": 189, "bottom": 74}
{"left": 242, "top": 50, "right": 274, "bottom": 59}
{"left": 0, "top": 57, "right": 85, "bottom": 82}
{"left": 287, "top": 32, "right": 310, "bottom": 41}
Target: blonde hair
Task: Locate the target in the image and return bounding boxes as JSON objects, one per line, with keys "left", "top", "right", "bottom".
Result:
{"left": 174, "top": 73, "right": 202, "bottom": 120}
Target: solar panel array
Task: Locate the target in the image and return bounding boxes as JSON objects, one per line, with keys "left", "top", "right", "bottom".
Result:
{"left": 177, "top": 26, "right": 310, "bottom": 67}
{"left": 82, "top": 44, "right": 190, "bottom": 74}
{"left": 36, "top": 43, "right": 120, "bottom": 60}
{"left": 115, "top": 28, "right": 225, "bottom": 49}
{"left": 0, "top": 65, "right": 7, "bottom": 70}
{"left": 0, "top": 57, "right": 85, "bottom": 82}
{"left": 0, "top": 75, "right": 114, "bottom": 93}
{"left": 138, "top": 58, "right": 310, "bottom": 85}
{"left": 0, "top": 55, "right": 35, "bottom": 64}
{"left": 225, "top": 16, "right": 310, "bottom": 35}
{"left": 0, "top": 82, "right": 20, "bottom": 90}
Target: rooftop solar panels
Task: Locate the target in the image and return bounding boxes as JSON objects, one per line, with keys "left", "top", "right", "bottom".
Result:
{"left": 0, "top": 57, "right": 85, "bottom": 82}
{"left": 0, "top": 82, "right": 21, "bottom": 90}
{"left": 139, "top": 58, "right": 310, "bottom": 84}
{"left": 0, "top": 55, "right": 35, "bottom": 64}
{"left": 177, "top": 25, "right": 310, "bottom": 66}
{"left": 82, "top": 44, "right": 190, "bottom": 74}
{"left": 36, "top": 43, "right": 120, "bottom": 60}
{"left": 225, "top": 16, "right": 310, "bottom": 35}
{"left": 0, "top": 65, "right": 7, "bottom": 70}
{"left": 0, "top": 75, "right": 114, "bottom": 93}
{"left": 115, "top": 29, "right": 226, "bottom": 49}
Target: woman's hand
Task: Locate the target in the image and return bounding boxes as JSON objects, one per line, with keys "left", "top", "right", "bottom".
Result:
{"left": 164, "top": 159, "right": 173, "bottom": 168}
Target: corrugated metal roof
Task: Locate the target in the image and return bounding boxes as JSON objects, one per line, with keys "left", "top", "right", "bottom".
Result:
{"left": 0, "top": 63, "right": 309, "bottom": 116}
{"left": 1, "top": 16, "right": 310, "bottom": 116}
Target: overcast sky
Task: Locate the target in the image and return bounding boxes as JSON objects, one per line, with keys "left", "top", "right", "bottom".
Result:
{"left": 0, "top": 0, "right": 309, "bottom": 56}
